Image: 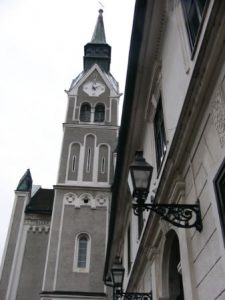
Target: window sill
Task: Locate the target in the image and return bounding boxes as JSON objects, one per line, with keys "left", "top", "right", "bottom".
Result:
{"left": 73, "top": 268, "right": 90, "bottom": 273}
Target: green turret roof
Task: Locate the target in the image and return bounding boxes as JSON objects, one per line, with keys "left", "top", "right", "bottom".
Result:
{"left": 16, "top": 169, "right": 32, "bottom": 192}
{"left": 91, "top": 9, "right": 106, "bottom": 43}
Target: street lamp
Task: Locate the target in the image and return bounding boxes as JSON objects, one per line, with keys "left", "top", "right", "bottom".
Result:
{"left": 111, "top": 257, "right": 125, "bottom": 292}
{"left": 128, "top": 150, "right": 153, "bottom": 204}
{"left": 128, "top": 151, "right": 203, "bottom": 232}
{"left": 110, "top": 257, "right": 152, "bottom": 300}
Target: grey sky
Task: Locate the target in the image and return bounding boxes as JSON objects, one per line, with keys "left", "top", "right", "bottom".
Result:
{"left": 0, "top": 0, "right": 135, "bottom": 264}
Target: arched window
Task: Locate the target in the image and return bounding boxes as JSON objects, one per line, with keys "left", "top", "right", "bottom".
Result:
{"left": 83, "top": 135, "right": 95, "bottom": 181}
{"left": 77, "top": 236, "right": 88, "bottom": 268}
{"left": 98, "top": 144, "right": 109, "bottom": 182}
{"left": 80, "top": 103, "right": 91, "bottom": 122}
{"left": 73, "top": 233, "right": 91, "bottom": 272}
{"left": 94, "top": 104, "right": 105, "bottom": 122}
{"left": 67, "top": 143, "right": 80, "bottom": 181}
{"left": 162, "top": 231, "right": 184, "bottom": 300}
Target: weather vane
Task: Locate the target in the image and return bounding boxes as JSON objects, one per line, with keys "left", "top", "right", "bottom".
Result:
{"left": 98, "top": 1, "right": 104, "bottom": 8}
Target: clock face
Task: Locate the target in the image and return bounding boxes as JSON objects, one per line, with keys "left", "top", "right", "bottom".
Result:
{"left": 83, "top": 81, "right": 105, "bottom": 97}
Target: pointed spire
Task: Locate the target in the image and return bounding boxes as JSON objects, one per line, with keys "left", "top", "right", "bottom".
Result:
{"left": 91, "top": 9, "right": 106, "bottom": 44}
{"left": 83, "top": 9, "right": 111, "bottom": 72}
{"left": 16, "top": 169, "right": 32, "bottom": 192}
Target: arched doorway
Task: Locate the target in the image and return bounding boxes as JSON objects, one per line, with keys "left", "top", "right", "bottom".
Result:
{"left": 161, "top": 230, "right": 184, "bottom": 300}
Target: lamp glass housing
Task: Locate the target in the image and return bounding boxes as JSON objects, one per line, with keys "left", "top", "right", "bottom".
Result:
{"left": 111, "top": 259, "right": 125, "bottom": 289}
{"left": 128, "top": 151, "right": 153, "bottom": 201}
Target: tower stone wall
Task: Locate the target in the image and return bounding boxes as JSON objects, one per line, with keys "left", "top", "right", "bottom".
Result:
{"left": 0, "top": 10, "right": 118, "bottom": 300}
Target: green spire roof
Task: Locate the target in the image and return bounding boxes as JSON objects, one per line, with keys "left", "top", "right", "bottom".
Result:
{"left": 84, "top": 9, "right": 111, "bottom": 72}
{"left": 91, "top": 9, "right": 106, "bottom": 43}
{"left": 16, "top": 169, "right": 32, "bottom": 192}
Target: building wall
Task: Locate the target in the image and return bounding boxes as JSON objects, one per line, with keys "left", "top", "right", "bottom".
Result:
{"left": 16, "top": 223, "right": 50, "bottom": 300}
{"left": 182, "top": 66, "right": 225, "bottom": 299}
{"left": 43, "top": 64, "right": 118, "bottom": 296}
{"left": 42, "top": 188, "right": 110, "bottom": 292}
{"left": 56, "top": 205, "right": 107, "bottom": 291}
{"left": 109, "top": 1, "right": 225, "bottom": 300}
{"left": 0, "top": 192, "right": 51, "bottom": 300}
{"left": 58, "top": 127, "right": 116, "bottom": 183}
{"left": 0, "top": 193, "right": 28, "bottom": 300}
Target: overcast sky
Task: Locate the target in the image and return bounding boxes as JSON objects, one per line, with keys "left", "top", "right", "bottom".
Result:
{"left": 0, "top": 0, "right": 135, "bottom": 264}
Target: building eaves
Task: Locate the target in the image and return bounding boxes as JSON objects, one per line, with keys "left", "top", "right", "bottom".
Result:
{"left": 103, "top": 0, "right": 148, "bottom": 281}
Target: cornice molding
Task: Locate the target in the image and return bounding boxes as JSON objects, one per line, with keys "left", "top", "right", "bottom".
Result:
{"left": 63, "top": 123, "right": 119, "bottom": 130}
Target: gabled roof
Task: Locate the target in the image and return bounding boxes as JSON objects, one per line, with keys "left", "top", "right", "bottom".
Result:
{"left": 68, "top": 64, "right": 119, "bottom": 95}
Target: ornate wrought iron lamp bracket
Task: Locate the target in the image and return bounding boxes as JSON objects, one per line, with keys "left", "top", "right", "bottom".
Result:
{"left": 108, "top": 256, "right": 152, "bottom": 300}
{"left": 132, "top": 199, "right": 202, "bottom": 232}
{"left": 114, "top": 290, "right": 152, "bottom": 300}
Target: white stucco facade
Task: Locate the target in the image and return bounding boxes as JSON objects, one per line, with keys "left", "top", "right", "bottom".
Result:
{"left": 104, "top": 1, "right": 225, "bottom": 299}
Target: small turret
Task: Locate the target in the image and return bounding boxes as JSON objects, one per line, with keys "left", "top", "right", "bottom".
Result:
{"left": 16, "top": 169, "right": 32, "bottom": 192}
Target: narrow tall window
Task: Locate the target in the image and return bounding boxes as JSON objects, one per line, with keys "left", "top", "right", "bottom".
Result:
{"left": 98, "top": 145, "right": 109, "bottom": 182}
{"left": 94, "top": 104, "right": 105, "bottom": 122}
{"left": 83, "top": 135, "right": 95, "bottom": 182}
{"left": 86, "top": 149, "right": 91, "bottom": 173}
{"left": 68, "top": 143, "right": 80, "bottom": 181}
{"left": 80, "top": 103, "right": 91, "bottom": 122}
{"left": 101, "top": 157, "right": 105, "bottom": 173}
{"left": 78, "top": 236, "right": 88, "bottom": 268}
{"left": 214, "top": 159, "right": 225, "bottom": 246}
{"left": 181, "top": 0, "right": 208, "bottom": 51}
{"left": 154, "top": 97, "right": 167, "bottom": 170}
{"left": 72, "top": 155, "right": 76, "bottom": 172}
{"left": 74, "top": 233, "right": 91, "bottom": 272}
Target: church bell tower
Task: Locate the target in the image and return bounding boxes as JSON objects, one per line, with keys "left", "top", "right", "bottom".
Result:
{"left": 41, "top": 9, "right": 119, "bottom": 299}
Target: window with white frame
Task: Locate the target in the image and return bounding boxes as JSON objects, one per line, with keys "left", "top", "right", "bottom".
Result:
{"left": 98, "top": 144, "right": 109, "bottom": 182}
{"left": 94, "top": 104, "right": 105, "bottom": 122}
{"left": 73, "top": 233, "right": 91, "bottom": 272}
{"left": 68, "top": 143, "right": 80, "bottom": 181}
{"left": 86, "top": 148, "right": 91, "bottom": 173}
{"left": 80, "top": 103, "right": 91, "bottom": 122}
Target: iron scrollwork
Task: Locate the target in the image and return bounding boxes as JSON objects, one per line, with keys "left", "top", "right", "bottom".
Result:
{"left": 132, "top": 199, "right": 202, "bottom": 232}
{"left": 114, "top": 291, "right": 152, "bottom": 300}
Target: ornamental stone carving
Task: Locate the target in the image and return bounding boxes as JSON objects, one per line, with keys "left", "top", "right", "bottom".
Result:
{"left": 24, "top": 217, "right": 50, "bottom": 228}
{"left": 79, "top": 193, "right": 92, "bottom": 205}
{"left": 95, "top": 193, "right": 108, "bottom": 206}
{"left": 27, "top": 225, "right": 49, "bottom": 233}
{"left": 64, "top": 192, "right": 77, "bottom": 204}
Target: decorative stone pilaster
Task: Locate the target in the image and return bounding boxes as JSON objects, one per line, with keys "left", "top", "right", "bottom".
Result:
{"left": 211, "top": 84, "right": 225, "bottom": 147}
